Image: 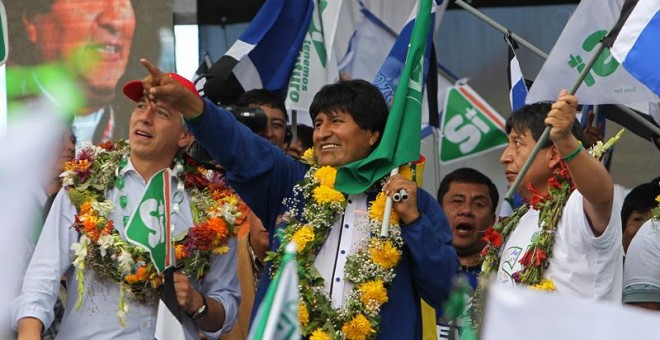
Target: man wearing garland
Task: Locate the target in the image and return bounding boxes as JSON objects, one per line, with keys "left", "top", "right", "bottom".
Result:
{"left": 138, "top": 59, "right": 457, "bottom": 339}
{"left": 480, "top": 91, "right": 622, "bottom": 301}
{"left": 13, "top": 74, "right": 240, "bottom": 339}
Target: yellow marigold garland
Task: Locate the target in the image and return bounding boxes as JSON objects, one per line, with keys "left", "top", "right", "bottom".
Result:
{"left": 266, "top": 149, "right": 405, "bottom": 339}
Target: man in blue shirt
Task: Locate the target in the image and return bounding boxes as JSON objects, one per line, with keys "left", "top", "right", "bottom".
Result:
{"left": 139, "top": 59, "right": 457, "bottom": 339}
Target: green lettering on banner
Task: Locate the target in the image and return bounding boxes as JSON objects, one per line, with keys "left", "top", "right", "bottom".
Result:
{"left": 440, "top": 88, "right": 508, "bottom": 163}
{"left": 567, "top": 30, "right": 620, "bottom": 88}
{"left": 124, "top": 169, "right": 171, "bottom": 273}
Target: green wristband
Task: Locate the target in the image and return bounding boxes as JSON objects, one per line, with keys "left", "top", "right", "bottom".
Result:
{"left": 562, "top": 142, "right": 583, "bottom": 162}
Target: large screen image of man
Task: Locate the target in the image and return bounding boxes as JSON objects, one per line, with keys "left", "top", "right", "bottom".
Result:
{"left": 6, "top": 0, "right": 173, "bottom": 147}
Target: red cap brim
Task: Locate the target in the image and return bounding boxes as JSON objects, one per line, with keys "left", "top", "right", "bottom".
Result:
{"left": 123, "top": 80, "right": 144, "bottom": 102}
{"left": 122, "top": 73, "right": 199, "bottom": 102}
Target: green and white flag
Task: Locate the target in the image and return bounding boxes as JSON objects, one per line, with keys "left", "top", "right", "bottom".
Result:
{"left": 285, "top": 0, "right": 341, "bottom": 112}
{"left": 526, "top": 0, "right": 657, "bottom": 105}
{"left": 248, "top": 243, "right": 300, "bottom": 340}
{"left": 125, "top": 168, "right": 173, "bottom": 274}
{"left": 440, "top": 84, "right": 507, "bottom": 163}
{"left": 0, "top": 1, "right": 7, "bottom": 66}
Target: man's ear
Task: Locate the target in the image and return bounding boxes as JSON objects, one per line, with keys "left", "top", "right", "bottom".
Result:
{"left": 22, "top": 14, "right": 38, "bottom": 44}
{"left": 548, "top": 145, "right": 562, "bottom": 169}
{"left": 369, "top": 130, "right": 381, "bottom": 147}
{"left": 178, "top": 130, "right": 194, "bottom": 149}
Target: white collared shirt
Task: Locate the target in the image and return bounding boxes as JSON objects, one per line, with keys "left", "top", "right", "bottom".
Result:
{"left": 314, "top": 194, "right": 369, "bottom": 308}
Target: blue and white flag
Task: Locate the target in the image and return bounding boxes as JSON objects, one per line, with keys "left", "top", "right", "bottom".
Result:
{"left": 202, "top": 0, "right": 314, "bottom": 104}
{"left": 505, "top": 34, "right": 528, "bottom": 112}
{"left": 609, "top": 0, "right": 660, "bottom": 97}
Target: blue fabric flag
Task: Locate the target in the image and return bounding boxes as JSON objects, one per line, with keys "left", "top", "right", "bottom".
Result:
{"left": 203, "top": 0, "right": 314, "bottom": 103}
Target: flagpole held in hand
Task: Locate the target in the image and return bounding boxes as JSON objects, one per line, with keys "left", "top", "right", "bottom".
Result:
{"left": 380, "top": 168, "right": 399, "bottom": 238}
{"left": 503, "top": 43, "right": 606, "bottom": 202}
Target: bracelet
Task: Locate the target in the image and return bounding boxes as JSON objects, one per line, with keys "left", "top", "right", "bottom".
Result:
{"left": 562, "top": 142, "right": 583, "bottom": 162}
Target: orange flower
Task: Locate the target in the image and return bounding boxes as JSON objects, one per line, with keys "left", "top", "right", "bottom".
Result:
{"left": 124, "top": 266, "right": 149, "bottom": 284}
{"left": 175, "top": 244, "right": 186, "bottom": 260}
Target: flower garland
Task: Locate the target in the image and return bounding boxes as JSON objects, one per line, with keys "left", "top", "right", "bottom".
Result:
{"left": 471, "top": 130, "right": 624, "bottom": 331}
{"left": 266, "top": 148, "right": 411, "bottom": 340}
{"left": 62, "top": 141, "right": 243, "bottom": 324}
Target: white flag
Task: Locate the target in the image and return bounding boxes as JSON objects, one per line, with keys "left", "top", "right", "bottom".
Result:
{"left": 526, "top": 0, "right": 657, "bottom": 105}
{"left": 248, "top": 243, "right": 300, "bottom": 340}
{"left": 285, "top": 0, "right": 342, "bottom": 112}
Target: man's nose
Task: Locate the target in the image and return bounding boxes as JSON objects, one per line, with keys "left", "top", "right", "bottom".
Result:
{"left": 97, "top": 0, "right": 134, "bottom": 33}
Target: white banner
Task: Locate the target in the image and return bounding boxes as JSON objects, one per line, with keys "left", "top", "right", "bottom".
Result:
{"left": 526, "top": 0, "right": 657, "bottom": 105}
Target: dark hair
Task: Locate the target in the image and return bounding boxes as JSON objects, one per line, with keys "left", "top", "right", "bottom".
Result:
{"left": 621, "top": 182, "right": 660, "bottom": 231}
{"left": 437, "top": 168, "right": 499, "bottom": 214}
{"left": 506, "top": 102, "right": 588, "bottom": 148}
{"left": 295, "top": 124, "right": 314, "bottom": 150}
{"left": 309, "top": 79, "right": 389, "bottom": 139}
{"left": 237, "top": 89, "right": 288, "bottom": 122}
{"left": 6, "top": 1, "right": 56, "bottom": 66}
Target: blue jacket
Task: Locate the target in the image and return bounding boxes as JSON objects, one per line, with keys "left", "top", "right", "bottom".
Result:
{"left": 188, "top": 99, "right": 458, "bottom": 339}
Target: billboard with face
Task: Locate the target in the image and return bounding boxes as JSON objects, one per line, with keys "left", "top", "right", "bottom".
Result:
{"left": 5, "top": 0, "right": 174, "bottom": 147}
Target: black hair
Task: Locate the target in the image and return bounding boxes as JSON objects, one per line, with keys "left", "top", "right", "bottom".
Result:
{"left": 237, "top": 89, "right": 288, "bottom": 122}
{"left": 295, "top": 124, "right": 314, "bottom": 150}
{"left": 437, "top": 168, "right": 499, "bottom": 214}
{"left": 309, "top": 79, "right": 389, "bottom": 140}
{"left": 506, "top": 102, "right": 588, "bottom": 148}
{"left": 621, "top": 182, "right": 660, "bottom": 232}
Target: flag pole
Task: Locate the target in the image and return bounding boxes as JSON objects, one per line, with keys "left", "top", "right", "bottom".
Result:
{"left": 503, "top": 42, "right": 606, "bottom": 202}
{"left": 454, "top": 0, "right": 549, "bottom": 59}
{"left": 380, "top": 168, "right": 399, "bottom": 238}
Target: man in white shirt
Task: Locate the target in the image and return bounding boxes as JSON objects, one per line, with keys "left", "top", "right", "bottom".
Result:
{"left": 496, "top": 91, "right": 622, "bottom": 301}
{"left": 13, "top": 73, "right": 240, "bottom": 339}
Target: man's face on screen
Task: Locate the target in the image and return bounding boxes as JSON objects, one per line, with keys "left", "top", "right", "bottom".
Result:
{"left": 25, "top": 0, "right": 136, "bottom": 103}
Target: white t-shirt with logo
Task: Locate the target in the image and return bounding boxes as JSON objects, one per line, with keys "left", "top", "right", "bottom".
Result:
{"left": 497, "top": 190, "right": 623, "bottom": 302}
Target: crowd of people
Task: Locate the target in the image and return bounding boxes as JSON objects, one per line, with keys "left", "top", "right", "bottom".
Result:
{"left": 8, "top": 54, "right": 660, "bottom": 340}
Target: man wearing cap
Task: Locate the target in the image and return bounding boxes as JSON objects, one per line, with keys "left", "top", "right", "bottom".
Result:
{"left": 12, "top": 74, "right": 240, "bottom": 339}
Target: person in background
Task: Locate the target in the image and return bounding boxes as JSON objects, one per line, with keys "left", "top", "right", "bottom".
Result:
{"left": 436, "top": 168, "right": 498, "bottom": 339}
{"left": 287, "top": 124, "right": 314, "bottom": 158}
{"left": 621, "top": 182, "right": 660, "bottom": 253}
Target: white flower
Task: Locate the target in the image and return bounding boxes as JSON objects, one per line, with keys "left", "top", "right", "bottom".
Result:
{"left": 220, "top": 204, "right": 237, "bottom": 225}
{"left": 92, "top": 200, "right": 115, "bottom": 217}
{"left": 97, "top": 234, "right": 113, "bottom": 257}
{"left": 71, "top": 236, "right": 90, "bottom": 269}
{"left": 60, "top": 170, "right": 76, "bottom": 187}
{"left": 117, "top": 250, "right": 134, "bottom": 275}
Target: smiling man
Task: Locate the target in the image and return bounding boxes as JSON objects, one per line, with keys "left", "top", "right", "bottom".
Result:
{"left": 9, "top": 0, "right": 136, "bottom": 146}
{"left": 139, "top": 59, "right": 457, "bottom": 340}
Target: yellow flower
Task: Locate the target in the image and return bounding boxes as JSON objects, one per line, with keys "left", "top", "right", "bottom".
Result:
{"left": 368, "top": 239, "right": 401, "bottom": 270}
{"left": 222, "top": 194, "right": 239, "bottom": 207}
{"left": 309, "top": 328, "right": 331, "bottom": 340}
{"left": 358, "top": 280, "right": 388, "bottom": 307}
{"left": 399, "top": 165, "right": 413, "bottom": 181}
{"left": 655, "top": 194, "right": 660, "bottom": 205}
{"left": 341, "top": 314, "right": 374, "bottom": 340}
{"left": 531, "top": 278, "right": 556, "bottom": 292}
{"left": 298, "top": 302, "right": 309, "bottom": 326}
{"left": 302, "top": 148, "right": 316, "bottom": 163}
{"left": 291, "top": 225, "right": 315, "bottom": 252}
{"left": 314, "top": 166, "right": 337, "bottom": 188}
{"left": 368, "top": 192, "right": 399, "bottom": 225}
{"left": 313, "top": 185, "right": 345, "bottom": 204}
